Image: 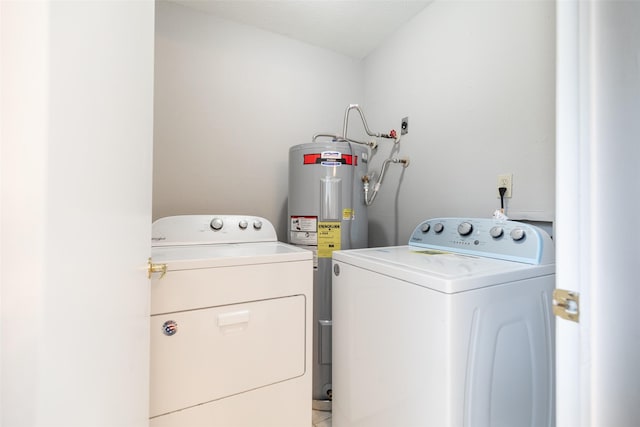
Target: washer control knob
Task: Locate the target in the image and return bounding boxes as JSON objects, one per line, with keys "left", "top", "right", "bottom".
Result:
{"left": 253, "top": 220, "right": 263, "bottom": 230}
{"left": 457, "top": 222, "right": 473, "bottom": 236}
{"left": 421, "top": 223, "right": 430, "bottom": 233}
{"left": 490, "top": 226, "right": 504, "bottom": 238}
{"left": 238, "top": 220, "right": 248, "bottom": 230}
{"left": 510, "top": 228, "right": 526, "bottom": 241}
{"left": 210, "top": 218, "right": 224, "bottom": 231}
{"left": 434, "top": 223, "right": 444, "bottom": 233}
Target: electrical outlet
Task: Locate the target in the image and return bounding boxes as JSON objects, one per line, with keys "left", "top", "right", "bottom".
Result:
{"left": 497, "top": 173, "right": 512, "bottom": 198}
{"left": 401, "top": 117, "right": 409, "bottom": 135}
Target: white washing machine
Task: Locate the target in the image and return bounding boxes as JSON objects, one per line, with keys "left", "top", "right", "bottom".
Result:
{"left": 332, "top": 217, "right": 555, "bottom": 427}
{"left": 148, "top": 215, "right": 313, "bottom": 427}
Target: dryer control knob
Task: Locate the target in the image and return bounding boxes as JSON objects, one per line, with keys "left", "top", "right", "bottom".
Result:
{"left": 434, "top": 223, "right": 444, "bottom": 233}
{"left": 510, "top": 228, "right": 526, "bottom": 241}
{"left": 421, "top": 223, "right": 430, "bottom": 233}
{"left": 253, "top": 220, "right": 263, "bottom": 230}
{"left": 490, "top": 226, "right": 504, "bottom": 238}
{"left": 210, "top": 218, "right": 224, "bottom": 231}
{"left": 238, "top": 220, "right": 248, "bottom": 230}
{"left": 457, "top": 222, "right": 473, "bottom": 236}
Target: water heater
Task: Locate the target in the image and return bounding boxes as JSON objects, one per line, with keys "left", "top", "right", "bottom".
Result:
{"left": 288, "top": 140, "right": 369, "bottom": 405}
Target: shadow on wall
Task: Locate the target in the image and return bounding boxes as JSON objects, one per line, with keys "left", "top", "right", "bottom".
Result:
{"left": 278, "top": 199, "right": 289, "bottom": 243}
{"left": 368, "top": 163, "right": 409, "bottom": 248}
{"left": 368, "top": 220, "right": 392, "bottom": 248}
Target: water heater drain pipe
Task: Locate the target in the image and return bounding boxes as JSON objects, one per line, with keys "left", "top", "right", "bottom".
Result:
{"left": 362, "top": 157, "right": 410, "bottom": 206}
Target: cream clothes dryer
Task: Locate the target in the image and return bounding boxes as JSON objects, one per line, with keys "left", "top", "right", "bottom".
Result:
{"left": 148, "top": 215, "right": 312, "bottom": 427}
{"left": 332, "top": 217, "right": 555, "bottom": 427}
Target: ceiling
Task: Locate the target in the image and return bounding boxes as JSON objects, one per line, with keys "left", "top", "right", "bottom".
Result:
{"left": 169, "top": 1, "right": 432, "bottom": 59}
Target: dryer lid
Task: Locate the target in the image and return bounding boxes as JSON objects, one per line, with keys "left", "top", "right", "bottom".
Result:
{"left": 151, "top": 241, "right": 312, "bottom": 270}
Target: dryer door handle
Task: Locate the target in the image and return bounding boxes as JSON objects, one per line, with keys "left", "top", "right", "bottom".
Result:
{"left": 218, "top": 310, "right": 250, "bottom": 327}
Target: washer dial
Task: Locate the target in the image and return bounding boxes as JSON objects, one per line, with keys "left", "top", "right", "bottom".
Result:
{"left": 510, "top": 228, "right": 526, "bottom": 241}
{"left": 457, "top": 222, "right": 473, "bottom": 236}
{"left": 490, "top": 226, "right": 504, "bottom": 238}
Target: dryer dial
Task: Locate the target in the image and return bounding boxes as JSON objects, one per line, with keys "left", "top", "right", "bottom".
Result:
{"left": 210, "top": 218, "right": 224, "bottom": 231}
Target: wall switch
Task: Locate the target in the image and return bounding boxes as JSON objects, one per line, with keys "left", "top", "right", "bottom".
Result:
{"left": 497, "top": 173, "right": 512, "bottom": 198}
{"left": 401, "top": 117, "right": 409, "bottom": 135}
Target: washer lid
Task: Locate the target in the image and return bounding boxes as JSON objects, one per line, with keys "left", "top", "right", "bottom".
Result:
{"left": 332, "top": 246, "right": 554, "bottom": 294}
{"left": 152, "top": 241, "right": 312, "bottom": 270}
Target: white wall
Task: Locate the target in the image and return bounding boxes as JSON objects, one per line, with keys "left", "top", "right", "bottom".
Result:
{"left": 153, "top": 1, "right": 364, "bottom": 237}
{"left": 363, "top": 0, "right": 556, "bottom": 246}
{"left": 153, "top": 1, "right": 556, "bottom": 246}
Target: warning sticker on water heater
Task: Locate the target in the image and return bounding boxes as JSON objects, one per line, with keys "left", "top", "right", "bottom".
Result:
{"left": 302, "top": 152, "right": 358, "bottom": 167}
{"left": 290, "top": 216, "right": 318, "bottom": 245}
{"left": 318, "top": 222, "right": 341, "bottom": 258}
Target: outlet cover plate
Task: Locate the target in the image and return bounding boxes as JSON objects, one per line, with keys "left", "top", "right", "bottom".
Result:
{"left": 401, "top": 117, "right": 409, "bottom": 135}
{"left": 497, "top": 173, "right": 512, "bottom": 198}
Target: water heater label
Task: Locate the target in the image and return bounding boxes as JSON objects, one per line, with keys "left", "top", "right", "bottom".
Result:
{"left": 321, "top": 151, "right": 341, "bottom": 159}
{"left": 302, "top": 152, "right": 357, "bottom": 166}
{"left": 290, "top": 216, "right": 318, "bottom": 245}
{"left": 318, "top": 222, "right": 341, "bottom": 258}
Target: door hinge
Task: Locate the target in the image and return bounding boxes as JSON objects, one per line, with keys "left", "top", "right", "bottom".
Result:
{"left": 552, "top": 288, "right": 580, "bottom": 322}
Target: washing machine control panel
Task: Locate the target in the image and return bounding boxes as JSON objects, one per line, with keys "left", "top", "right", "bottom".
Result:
{"left": 151, "top": 215, "right": 277, "bottom": 246}
{"left": 409, "top": 217, "right": 554, "bottom": 264}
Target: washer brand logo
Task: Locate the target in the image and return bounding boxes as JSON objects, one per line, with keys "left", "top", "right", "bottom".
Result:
{"left": 162, "top": 320, "right": 178, "bottom": 336}
{"left": 151, "top": 236, "right": 166, "bottom": 241}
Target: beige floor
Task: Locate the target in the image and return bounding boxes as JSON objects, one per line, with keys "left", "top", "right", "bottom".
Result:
{"left": 312, "top": 410, "right": 332, "bottom": 427}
